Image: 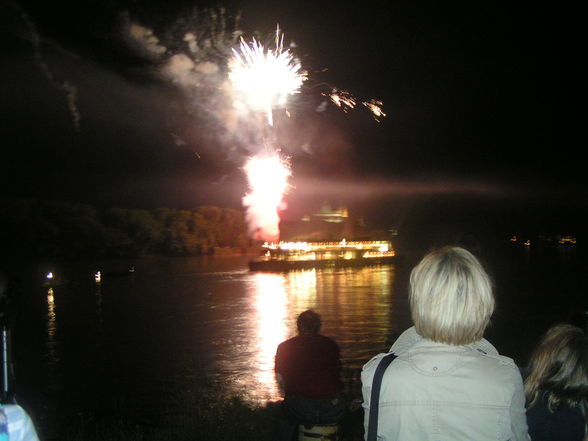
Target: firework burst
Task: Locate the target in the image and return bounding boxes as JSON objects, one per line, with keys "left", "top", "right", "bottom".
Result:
{"left": 228, "top": 27, "right": 307, "bottom": 126}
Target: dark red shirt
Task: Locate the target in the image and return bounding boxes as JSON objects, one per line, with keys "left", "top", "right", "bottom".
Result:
{"left": 275, "top": 333, "right": 343, "bottom": 397}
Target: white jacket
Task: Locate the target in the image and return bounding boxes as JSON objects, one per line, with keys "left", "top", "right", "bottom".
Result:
{"left": 361, "top": 327, "right": 530, "bottom": 441}
{"left": 1, "top": 404, "right": 40, "bottom": 441}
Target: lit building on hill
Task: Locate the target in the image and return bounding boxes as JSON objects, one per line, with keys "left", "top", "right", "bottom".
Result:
{"left": 279, "top": 203, "right": 371, "bottom": 241}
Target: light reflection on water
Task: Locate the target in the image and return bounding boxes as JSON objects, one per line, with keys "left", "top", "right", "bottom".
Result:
{"left": 250, "top": 273, "right": 289, "bottom": 402}
{"left": 24, "top": 257, "right": 405, "bottom": 437}
{"left": 45, "top": 288, "right": 59, "bottom": 374}
{"left": 232, "top": 265, "right": 399, "bottom": 404}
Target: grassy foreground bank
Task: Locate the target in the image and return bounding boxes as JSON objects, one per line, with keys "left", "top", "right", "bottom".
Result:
{"left": 63, "top": 398, "right": 280, "bottom": 441}
{"left": 61, "top": 397, "right": 364, "bottom": 441}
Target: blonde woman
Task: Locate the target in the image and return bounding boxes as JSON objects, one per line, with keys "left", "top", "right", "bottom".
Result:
{"left": 525, "top": 324, "right": 588, "bottom": 441}
{"left": 362, "top": 246, "right": 530, "bottom": 441}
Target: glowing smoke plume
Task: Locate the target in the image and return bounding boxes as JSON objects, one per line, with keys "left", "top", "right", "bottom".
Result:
{"left": 229, "top": 27, "right": 307, "bottom": 126}
{"left": 242, "top": 152, "right": 291, "bottom": 241}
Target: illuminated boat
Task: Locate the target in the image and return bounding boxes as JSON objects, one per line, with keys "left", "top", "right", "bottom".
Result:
{"left": 248, "top": 239, "right": 398, "bottom": 271}
{"left": 558, "top": 235, "right": 577, "bottom": 245}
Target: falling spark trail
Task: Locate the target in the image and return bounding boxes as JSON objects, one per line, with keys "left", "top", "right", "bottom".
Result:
{"left": 326, "top": 89, "right": 386, "bottom": 121}
{"left": 327, "top": 89, "right": 356, "bottom": 112}
{"left": 363, "top": 99, "right": 386, "bottom": 121}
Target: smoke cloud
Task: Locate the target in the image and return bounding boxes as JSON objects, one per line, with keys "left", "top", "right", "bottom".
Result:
{"left": 7, "top": 1, "right": 81, "bottom": 130}
{"left": 121, "top": 10, "right": 293, "bottom": 240}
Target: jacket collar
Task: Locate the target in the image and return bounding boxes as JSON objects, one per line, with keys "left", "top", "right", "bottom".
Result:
{"left": 390, "top": 326, "right": 498, "bottom": 356}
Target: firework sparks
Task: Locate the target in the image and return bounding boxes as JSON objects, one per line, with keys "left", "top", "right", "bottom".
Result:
{"left": 326, "top": 89, "right": 357, "bottom": 112}
{"left": 326, "top": 89, "right": 386, "bottom": 121}
{"left": 362, "top": 99, "right": 386, "bottom": 121}
{"left": 228, "top": 27, "right": 307, "bottom": 125}
{"left": 242, "top": 152, "right": 291, "bottom": 241}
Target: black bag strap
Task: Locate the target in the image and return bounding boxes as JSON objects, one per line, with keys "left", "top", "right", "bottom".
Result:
{"left": 367, "top": 352, "right": 397, "bottom": 441}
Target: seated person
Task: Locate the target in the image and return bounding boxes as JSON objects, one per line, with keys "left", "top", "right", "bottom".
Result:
{"left": 275, "top": 309, "right": 346, "bottom": 441}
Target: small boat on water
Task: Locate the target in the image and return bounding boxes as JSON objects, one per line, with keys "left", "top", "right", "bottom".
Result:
{"left": 248, "top": 239, "right": 398, "bottom": 272}
{"left": 558, "top": 235, "right": 577, "bottom": 245}
{"left": 42, "top": 272, "right": 68, "bottom": 287}
{"left": 95, "top": 266, "right": 136, "bottom": 283}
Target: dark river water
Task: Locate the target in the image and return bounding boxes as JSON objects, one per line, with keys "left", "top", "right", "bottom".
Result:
{"left": 4, "top": 239, "right": 588, "bottom": 440}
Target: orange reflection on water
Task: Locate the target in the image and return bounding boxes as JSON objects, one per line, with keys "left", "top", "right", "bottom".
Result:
{"left": 286, "top": 270, "right": 318, "bottom": 312}
{"left": 46, "top": 287, "right": 59, "bottom": 371}
{"left": 243, "top": 266, "right": 396, "bottom": 403}
{"left": 47, "top": 288, "right": 56, "bottom": 336}
{"left": 250, "top": 272, "right": 289, "bottom": 402}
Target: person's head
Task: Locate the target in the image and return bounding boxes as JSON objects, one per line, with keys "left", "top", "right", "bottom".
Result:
{"left": 297, "top": 309, "right": 322, "bottom": 334}
{"left": 409, "top": 246, "right": 495, "bottom": 345}
{"left": 525, "top": 324, "right": 588, "bottom": 412}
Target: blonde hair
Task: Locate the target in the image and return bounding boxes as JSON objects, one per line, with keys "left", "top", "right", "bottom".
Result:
{"left": 525, "top": 324, "right": 588, "bottom": 422}
{"left": 409, "top": 246, "right": 495, "bottom": 345}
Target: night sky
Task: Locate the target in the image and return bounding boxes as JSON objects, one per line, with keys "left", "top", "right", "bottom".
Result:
{"left": 1, "top": 1, "right": 585, "bottom": 235}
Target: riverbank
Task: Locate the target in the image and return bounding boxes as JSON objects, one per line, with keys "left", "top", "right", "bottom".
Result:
{"left": 35, "top": 367, "right": 364, "bottom": 441}
{"left": 61, "top": 399, "right": 281, "bottom": 441}
{"left": 56, "top": 385, "right": 364, "bottom": 441}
